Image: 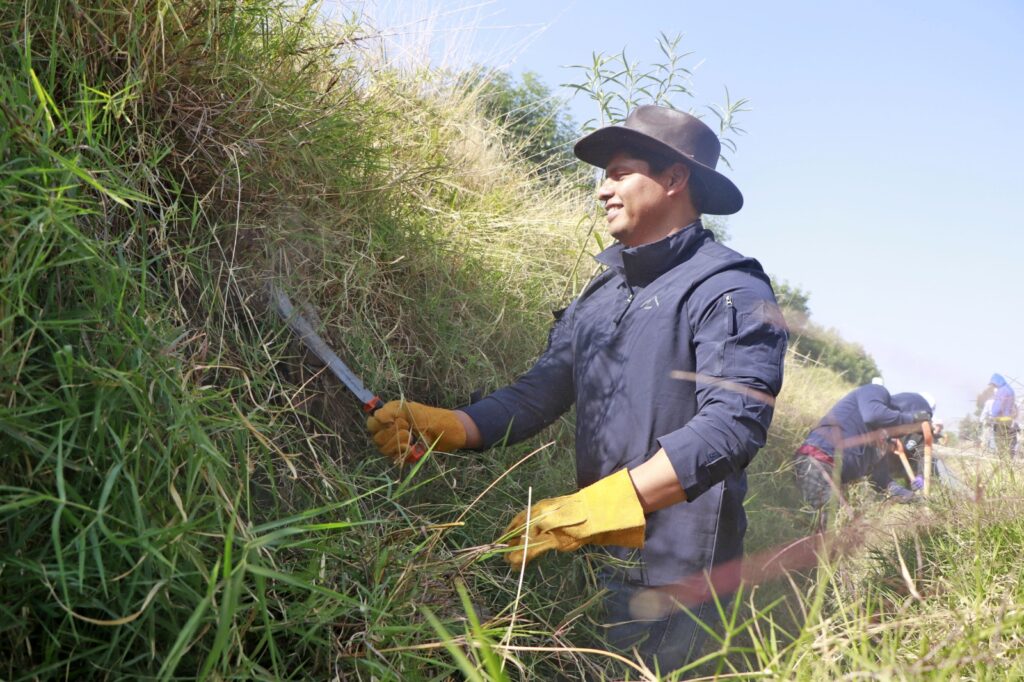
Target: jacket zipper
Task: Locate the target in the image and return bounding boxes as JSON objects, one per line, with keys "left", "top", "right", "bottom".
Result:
{"left": 725, "top": 294, "right": 736, "bottom": 335}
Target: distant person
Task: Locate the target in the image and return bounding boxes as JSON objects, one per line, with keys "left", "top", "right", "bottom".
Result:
{"left": 931, "top": 417, "right": 947, "bottom": 446}
{"left": 794, "top": 384, "right": 931, "bottom": 524}
{"left": 980, "top": 397, "right": 995, "bottom": 451}
{"left": 978, "top": 374, "right": 1016, "bottom": 456}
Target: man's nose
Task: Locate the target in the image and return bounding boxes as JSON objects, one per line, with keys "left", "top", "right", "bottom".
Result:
{"left": 597, "top": 179, "right": 613, "bottom": 200}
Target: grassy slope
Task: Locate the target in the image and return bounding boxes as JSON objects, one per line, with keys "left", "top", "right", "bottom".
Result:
{"left": 3, "top": 2, "right": 1023, "bottom": 680}
{"left": 1, "top": 2, "right": 587, "bottom": 678}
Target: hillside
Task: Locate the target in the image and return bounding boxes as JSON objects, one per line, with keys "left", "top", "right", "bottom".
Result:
{"left": 3, "top": 2, "right": 1023, "bottom": 680}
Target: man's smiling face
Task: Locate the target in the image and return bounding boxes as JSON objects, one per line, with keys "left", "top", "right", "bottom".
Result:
{"left": 597, "top": 151, "right": 683, "bottom": 248}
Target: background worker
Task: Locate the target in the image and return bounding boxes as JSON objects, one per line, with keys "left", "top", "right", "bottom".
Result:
{"left": 978, "top": 373, "right": 1017, "bottom": 457}
{"left": 931, "top": 417, "right": 947, "bottom": 446}
{"left": 794, "top": 384, "right": 932, "bottom": 519}
{"left": 366, "top": 105, "right": 788, "bottom": 672}
{"left": 980, "top": 396, "right": 996, "bottom": 451}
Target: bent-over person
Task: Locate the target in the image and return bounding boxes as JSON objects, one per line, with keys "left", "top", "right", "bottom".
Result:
{"left": 794, "top": 384, "right": 932, "bottom": 525}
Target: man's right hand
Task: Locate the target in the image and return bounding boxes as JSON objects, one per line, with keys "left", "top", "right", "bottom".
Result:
{"left": 366, "top": 401, "right": 467, "bottom": 462}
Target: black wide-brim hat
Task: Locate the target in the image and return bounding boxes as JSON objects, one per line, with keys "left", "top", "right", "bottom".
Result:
{"left": 573, "top": 105, "right": 744, "bottom": 215}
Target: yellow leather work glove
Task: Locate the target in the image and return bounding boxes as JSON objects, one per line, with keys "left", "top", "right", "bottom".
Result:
{"left": 366, "top": 400, "right": 467, "bottom": 463}
{"left": 501, "top": 469, "right": 646, "bottom": 568}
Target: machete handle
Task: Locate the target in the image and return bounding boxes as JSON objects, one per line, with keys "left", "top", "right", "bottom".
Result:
{"left": 406, "top": 442, "right": 427, "bottom": 464}
{"left": 364, "top": 396, "right": 385, "bottom": 414}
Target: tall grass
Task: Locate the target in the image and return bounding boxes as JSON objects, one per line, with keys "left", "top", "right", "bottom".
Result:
{"left": 5, "top": 1, "right": 1024, "bottom": 680}
{"left": 709, "top": 452, "right": 1024, "bottom": 680}
{"left": 1, "top": 0, "right": 592, "bottom": 678}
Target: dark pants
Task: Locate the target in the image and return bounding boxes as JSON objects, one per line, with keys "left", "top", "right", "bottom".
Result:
{"left": 600, "top": 573, "right": 722, "bottom": 675}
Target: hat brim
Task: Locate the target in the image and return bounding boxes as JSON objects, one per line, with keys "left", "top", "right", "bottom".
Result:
{"left": 574, "top": 126, "right": 743, "bottom": 215}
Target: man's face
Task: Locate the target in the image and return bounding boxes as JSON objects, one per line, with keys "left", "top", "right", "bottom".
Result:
{"left": 597, "top": 152, "right": 679, "bottom": 248}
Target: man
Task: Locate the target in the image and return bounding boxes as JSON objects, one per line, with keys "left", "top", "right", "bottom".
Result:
{"left": 794, "top": 384, "right": 932, "bottom": 518}
{"left": 366, "top": 105, "right": 788, "bottom": 672}
{"left": 978, "top": 373, "right": 1016, "bottom": 456}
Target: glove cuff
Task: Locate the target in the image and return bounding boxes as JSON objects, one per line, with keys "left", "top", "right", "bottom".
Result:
{"left": 581, "top": 469, "right": 646, "bottom": 549}
{"left": 428, "top": 409, "right": 467, "bottom": 450}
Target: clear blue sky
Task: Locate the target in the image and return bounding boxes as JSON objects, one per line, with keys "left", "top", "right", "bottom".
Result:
{"left": 335, "top": 1, "right": 1024, "bottom": 426}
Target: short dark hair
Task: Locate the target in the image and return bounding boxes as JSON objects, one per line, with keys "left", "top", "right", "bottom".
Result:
{"left": 685, "top": 172, "right": 706, "bottom": 215}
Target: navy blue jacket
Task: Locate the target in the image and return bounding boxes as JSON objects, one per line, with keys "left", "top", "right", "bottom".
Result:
{"left": 803, "top": 385, "right": 920, "bottom": 484}
{"left": 463, "top": 224, "right": 788, "bottom": 585}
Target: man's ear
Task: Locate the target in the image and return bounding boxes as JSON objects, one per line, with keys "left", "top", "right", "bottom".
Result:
{"left": 664, "top": 163, "right": 691, "bottom": 196}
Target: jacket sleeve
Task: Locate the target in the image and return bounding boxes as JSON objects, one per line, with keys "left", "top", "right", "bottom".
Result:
{"left": 657, "top": 271, "right": 788, "bottom": 502}
{"left": 858, "top": 388, "right": 916, "bottom": 430}
{"left": 460, "top": 303, "right": 576, "bottom": 448}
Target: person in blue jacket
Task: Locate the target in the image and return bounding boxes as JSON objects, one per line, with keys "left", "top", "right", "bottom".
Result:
{"left": 978, "top": 373, "right": 1017, "bottom": 456}
{"left": 794, "top": 384, "right": 931, "bottom": 520}
{"left": 366, "top": 105, "right": 788, "bottom": 672}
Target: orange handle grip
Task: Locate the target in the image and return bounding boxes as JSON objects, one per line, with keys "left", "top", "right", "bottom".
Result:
{"left": 405, "top": 442, "right": 427, "bottom": 464}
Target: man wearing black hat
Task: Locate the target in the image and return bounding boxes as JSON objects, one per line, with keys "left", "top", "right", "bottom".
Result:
{"left": 367, "top": 105, "right": 788, "bottom": 672}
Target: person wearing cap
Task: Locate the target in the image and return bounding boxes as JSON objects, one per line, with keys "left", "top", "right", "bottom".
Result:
{"left": 366, "top": 105, "right": 788, "bottom": 671}
{"left": 977, "top": 374, "right": 1016, "bottom": 457}
{"left": 794, "top": 384, "right": 932, "bottom": 520}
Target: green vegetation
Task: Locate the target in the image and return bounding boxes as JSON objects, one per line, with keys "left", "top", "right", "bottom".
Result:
{"left": 1, "top": 1, "right": 590, "bottom": 677}
{"left": 3, "top": 2, "right": 1021, "bottom": 680}
{"left": 470, "top": 68, "right": 582, "bottom": 183}
{"left": 775, "top": 279, "right": 882, "bottom": 385}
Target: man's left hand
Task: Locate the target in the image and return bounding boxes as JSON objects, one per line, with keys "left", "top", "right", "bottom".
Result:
{"left": 499, "top": 469, "right": 646, "bottom": 568}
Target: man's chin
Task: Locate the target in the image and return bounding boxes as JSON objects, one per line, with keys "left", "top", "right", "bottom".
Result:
{"left": 606, "top": 226, "right": 630, "bottom": 245}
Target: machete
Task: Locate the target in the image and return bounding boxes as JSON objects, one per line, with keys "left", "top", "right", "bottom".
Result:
{"left": 268, "top": 283, "right": 425, "bottom": 463}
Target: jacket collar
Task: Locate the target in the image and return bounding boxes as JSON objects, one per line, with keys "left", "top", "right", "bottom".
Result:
{"left": 594, "top": 220, "right": 711, "bottom": 287}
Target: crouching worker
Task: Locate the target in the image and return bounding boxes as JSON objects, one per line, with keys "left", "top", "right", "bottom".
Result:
{"left": 366, "top": 106, "right": 788, "bottom": 673}
{"left": 794, "top": 384, "right": 932, "bottom": 526}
